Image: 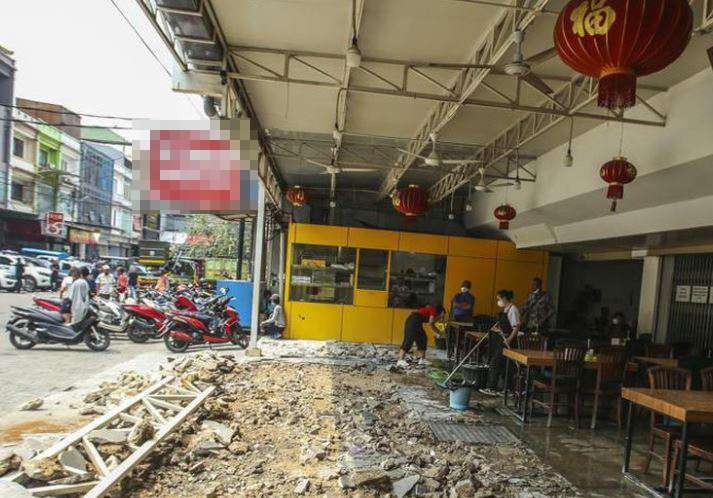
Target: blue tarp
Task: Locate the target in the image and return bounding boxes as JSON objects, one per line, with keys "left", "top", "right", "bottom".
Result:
{"left": 20, "top": 248, "right": 70, "bottom": 260}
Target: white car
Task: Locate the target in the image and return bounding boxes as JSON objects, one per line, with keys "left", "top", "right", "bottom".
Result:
{"left": 0, "top": 254, "right": 52, "bottom": 291}
{"left": 0, "top": 263, "right": 17, "bottom": 291}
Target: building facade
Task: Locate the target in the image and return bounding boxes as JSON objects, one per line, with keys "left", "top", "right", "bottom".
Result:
{"left": 0, "top": 46, "right": 14, "bottom": 210}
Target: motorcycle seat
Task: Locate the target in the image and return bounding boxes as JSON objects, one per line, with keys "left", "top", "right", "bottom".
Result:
{"left": 39, "top": 298, "right": 63, "bottom": 306}
{"left": 35, "top": 309, "right": 65, "bottom": 324}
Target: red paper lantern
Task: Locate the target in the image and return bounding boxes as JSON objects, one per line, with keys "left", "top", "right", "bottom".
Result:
{"left": 494, "top": 204, "right": 517, "bottom": 230}
{"left": 600, "top": 157, "right": 637, "bottom": 212}
{"left": 554, "top": 0, "right": 692, "bottom": 109}
{"left": 392, "top": 184, "right": 429, "bottom": 219}
{"left": 286, "top": 185, "right": 308, "bottom": 206}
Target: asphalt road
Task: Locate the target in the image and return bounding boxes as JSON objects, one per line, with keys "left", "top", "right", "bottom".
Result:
{"left": 0, "top": 290, "right": 169, "bottom": 412}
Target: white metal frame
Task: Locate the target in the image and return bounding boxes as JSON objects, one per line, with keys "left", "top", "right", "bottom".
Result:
{"left": 8, "top": 376, "right": 214, "bottom": 498}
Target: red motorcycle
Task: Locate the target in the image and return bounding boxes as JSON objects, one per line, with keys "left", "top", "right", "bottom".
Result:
{"left": 33, "top": 296, "right": 62, "bottom": 312}
{"left": 123, "top": 291, "right": 198, "bottom": 343}
{"left": 163, "top": 294, "right": 247, "bottom": 352}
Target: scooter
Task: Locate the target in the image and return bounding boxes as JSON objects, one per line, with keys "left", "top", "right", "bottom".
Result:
{"left": 32, "top": 296, "right": 128, "bottom": 335}
{"left": 122, "top": 291, "right": 199, "bottom": 343}
{"left": 6, "top": 302, "right": 111, "bottom": 351}
{"left": 163, "top": 292, "right": 247, "bottom": 353}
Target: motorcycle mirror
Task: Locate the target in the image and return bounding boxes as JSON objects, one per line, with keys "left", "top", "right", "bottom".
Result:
{"left": 220, "top": 287, "right": 228, "bottom": 295}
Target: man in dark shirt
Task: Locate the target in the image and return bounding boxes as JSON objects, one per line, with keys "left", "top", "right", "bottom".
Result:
{"left": 397, "top": 303, "right": 445, "bottom": 367}
{"left": 127, "top": 265, "right": 139, "bottom": 301}
{"left": 451, "top": 280, "right": 475, "bottom": 323}
{"left": 521, "top": 277, "right": 555, "bottom": 334}
{"left": 13, "top": 259, "right": 24, "bottom": 292}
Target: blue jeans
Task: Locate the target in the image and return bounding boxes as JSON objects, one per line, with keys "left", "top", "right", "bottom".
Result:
{"left": 128, "top": 285, "right": 137, "bottom": 300}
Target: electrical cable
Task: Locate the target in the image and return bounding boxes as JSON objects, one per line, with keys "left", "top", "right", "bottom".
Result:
{"left": 1, "top": 102, "right": 144, "bottom": 121}
{"left": 0, "top": 116, "right": 132, "bottom": 130}
{"left": 106, "top": 0, "right": 203, "bottom": 118}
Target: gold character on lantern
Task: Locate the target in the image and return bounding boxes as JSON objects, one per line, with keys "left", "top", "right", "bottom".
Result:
{"left": 571, "top": 0, "right": 616, "bottom": 38}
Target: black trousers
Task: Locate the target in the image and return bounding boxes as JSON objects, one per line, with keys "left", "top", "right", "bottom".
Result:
{"left": 486, "top": 331, "right": 506, "bottom": 390}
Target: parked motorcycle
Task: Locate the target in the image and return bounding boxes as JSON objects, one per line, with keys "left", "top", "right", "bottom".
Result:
{"left": 122, "top": 291, "right": 199, "bottom": 343}
{"left": 6, "top": 302, "right": 111, "bottom": 351}
{"left": 32, "top": 296, "right": 128, "bottom": 336}
{"left": 163, "top": 292, "right": 247, "bottom": 353}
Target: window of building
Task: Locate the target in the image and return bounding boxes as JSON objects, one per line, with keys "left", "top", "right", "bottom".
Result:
{"left": 10, "top": 182, "right": 24, "bottom": 202}
{"left": 357, "top": 249, "right": 389, "bottom": 291}
{"left": 290, "top": 244, "right": 356, "bottom": 304}
{"left": 38, "top": 148, "right": 49, "bottom": 167}
{"left": 388, "top": 251, "right": 447, "bottom": 309}
{"left": 61, "top": 159, "right": 67, "bottom": 171}
{"left": 12, "top": 138, "right": 24, "bottom": 158}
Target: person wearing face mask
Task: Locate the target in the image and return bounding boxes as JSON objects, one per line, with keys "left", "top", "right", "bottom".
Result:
{"left": 451, "top": 280, "right": 475, "bottom": 324}
{"left": 480, "top": 289, "right": 521, "bottom": 396}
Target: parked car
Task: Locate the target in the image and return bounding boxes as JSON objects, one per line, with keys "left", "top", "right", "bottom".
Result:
{"left": 0, "top": 254, "right": 52, "bottom": 291}
{"left": 0, "top": 263, "right": 17, "bottom": 291}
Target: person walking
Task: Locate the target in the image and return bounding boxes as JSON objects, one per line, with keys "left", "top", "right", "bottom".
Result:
{"left": 481, "top": 289, "right": 521, "bottom": 396}
{"left": 50, "top": 263, "right": 60, "bottom": 291}
{"left": 127, "top": 265, "right": 139, "bottom": 301}
{"left": 116, "top": 267, "right": 128, "bottom": 302}
{"left": 396, "top": 302, "right": 445, "bottom": 368}
{"left": 13, "top": 258, "right": 24, "bottom": 293}
{"left": 96, "top": 265, "right": 115, "bottom": 299}
{"left": 521, "top": 277, "right": 554, "bottom": 334}
{"left": 69, "top": 267, "right": 91, "bottom": 324}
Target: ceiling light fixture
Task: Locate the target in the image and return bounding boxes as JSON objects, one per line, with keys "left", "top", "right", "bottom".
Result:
{"left": 346, "top": 38, "right": 362, "bottom": 68}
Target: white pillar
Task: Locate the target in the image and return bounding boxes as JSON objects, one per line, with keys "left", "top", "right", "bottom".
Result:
{"left": 637, "top": 256, "right": 662, "bottom": 338}
{"left": 247, "top": 181, "right": 266, "bottom": 355}
{"left": 278, "top": 228, "right": 286, "bottom": 298}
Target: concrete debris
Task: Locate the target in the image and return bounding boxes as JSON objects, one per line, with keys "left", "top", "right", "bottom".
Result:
{"left": 0, "top": 448, "right": 19, "bottom": 477}
{"left": 105, "top": 454, "right": 121, "bottom": 471}
{"left": 21, "top": 457, "right": 65, "bottom": 482}
{"left": 293, "top": 478, "right": 310, "bottom": 495}
{"left": 58, "top": 446, "right": 87, "bottom": 472}
{"left": 393, "top": 474, "right": 420, "bottom": 498}
{"left": 88, "top": 428, "right": 128, "bottom": 444}
{"left": 201, "top": 420, "right": 235, "bottom": 446}
{"left": 0, "top": 480, "right": 33, "bottom": 498}
{"left": 128, "top": 418, "right": 156, "bottom": 446}
{"left": 19, "top": 397, "right": 43, "bottom": 411}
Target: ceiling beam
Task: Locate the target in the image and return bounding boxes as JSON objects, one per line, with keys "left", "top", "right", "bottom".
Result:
{"left": 214, "top": 68, "right": 666, "bottom": 127}
{"left": 376, "top": 0, "right": 552, "bottom": 199}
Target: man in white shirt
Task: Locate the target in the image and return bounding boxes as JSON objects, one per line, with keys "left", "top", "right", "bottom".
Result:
{"left": 260, "top": 294, "right": 286, "bottom": 339}
{"left": 96, "top": 265, "right": 115, "bottom": 299}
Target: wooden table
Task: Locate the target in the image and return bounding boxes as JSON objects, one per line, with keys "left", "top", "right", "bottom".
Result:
{"left": 632, "top": 356, "right": 680, "bottom": 368}
{"left": 446, "top": 321, "right": 477, "bottom": 363}
{"left": 621, "top": 388, "right": 713, "bottom": 498}
{"left": 502, "top": 349, "right": 636, "bottom": 424}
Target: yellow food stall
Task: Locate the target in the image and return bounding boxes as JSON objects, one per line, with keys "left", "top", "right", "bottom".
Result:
{"left": 284, "top": 223, "right": 548, "bottom": 345}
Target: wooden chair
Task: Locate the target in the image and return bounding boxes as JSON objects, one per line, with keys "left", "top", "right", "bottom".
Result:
{"left": 582, "top": 349, "right": 628, "bottom": 429}
{"left": 701, "top": 366, "right": 713, "bottom": 391}
{"left": 643, "top": 366, "right": 692, "bottom": 488}
{"left": 517, "top": 334, "right": 547, "bottom": 351}
{"left": 670, "top": 439, "right": 713, "bottom": 493}
{"left": 531, "top": 343, "right": 587, "bottom": 428}
{"left": 646, "top": 343, "right": 673, "bottom": 359}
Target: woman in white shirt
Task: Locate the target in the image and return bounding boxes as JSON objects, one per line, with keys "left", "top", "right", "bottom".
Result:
{"left": 481, "top": 289, "right": 521, "bottom": 395}
{"left": 260, "top": 294, "right": 286, "bottom": 339}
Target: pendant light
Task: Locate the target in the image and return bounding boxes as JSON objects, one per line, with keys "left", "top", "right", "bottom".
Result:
{"left": 346, "top": 0, "right": 362, "bottom": 68}
{"left": 564, "top": 118, "right": 574, "bottom": 167}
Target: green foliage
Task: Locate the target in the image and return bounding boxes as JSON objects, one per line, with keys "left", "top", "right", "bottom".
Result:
{"left": 179, "top": 214, "right": 250, "bottom": 259}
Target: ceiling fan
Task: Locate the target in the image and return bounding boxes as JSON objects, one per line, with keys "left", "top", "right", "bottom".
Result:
{"left": 503, "top": 29, "right": 556, "bottom": 96}
{"left": 396, "top": 133, "right": 482, "bottom": 168}
{"left": 473, "top": 166, "right": 513, "bottom": 193}
{"left": 304, "top": 157, "right": 378, "bottom": 175}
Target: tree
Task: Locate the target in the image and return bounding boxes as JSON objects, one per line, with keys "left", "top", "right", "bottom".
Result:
{"left": 178, "top": 214, "right": 252, "bottom": 263}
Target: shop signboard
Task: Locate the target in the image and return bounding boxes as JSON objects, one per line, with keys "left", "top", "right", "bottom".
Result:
{"left": 41, "top": 212, "right": 65, "bottom": 238}
{"left": 691, "top": 286, "right": 710, "bottom": 304}
{"left": 675, "top": 285, "right": 691, "bottom": 303}
{"left": 133, "top": 119, "right": 259, "bottom": 214}
{"left": 68, "top": 228, "right": 101, "bottom": 245}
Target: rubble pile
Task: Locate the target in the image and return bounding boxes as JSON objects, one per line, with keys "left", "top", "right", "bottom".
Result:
{"left": 74, "top": 372, "right": 154, "bottom": 415}
{"left": 260, "top": 339, "right": 398, "bottom": 363}
{"left": 128, "top": 357, "right": 577, "bottom": 497}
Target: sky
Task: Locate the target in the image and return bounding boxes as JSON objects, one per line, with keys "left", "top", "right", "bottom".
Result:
{"left": 1, "top": 0, "right": 204, "bottom": 140}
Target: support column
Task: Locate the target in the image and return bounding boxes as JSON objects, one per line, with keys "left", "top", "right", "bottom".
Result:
{"left": 637, "top": 256, "right": 663, "bottom": 338}
{"left": 278, "top": 228, "right": 286, "bottom": 299}
{"left": 247, "top": 181, "right": 265, "bottom": 356}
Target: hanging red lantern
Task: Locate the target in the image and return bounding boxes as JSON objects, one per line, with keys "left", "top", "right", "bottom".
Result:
{"left": 600, "top": 157, "right": 636, "bottom": 212}
{"left": 286, "top": 185, "right": 308, "bottom": 206}
{"left": 392, "top": 184, "right": 429, "bottom": 219}
{"left": 494, "top": 204, "right": 516, "bottom": 230}
{"left": 554, "top": 0, "right": 692, "bottom": 110}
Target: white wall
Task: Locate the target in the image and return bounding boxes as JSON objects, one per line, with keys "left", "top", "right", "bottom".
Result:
{"left": 464, "top": 69, "right": 713, "bottom": 247}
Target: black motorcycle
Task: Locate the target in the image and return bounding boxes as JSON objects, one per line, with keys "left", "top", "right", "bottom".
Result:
{"left": 6, "top": 303, "right": 111, "bottom": 351}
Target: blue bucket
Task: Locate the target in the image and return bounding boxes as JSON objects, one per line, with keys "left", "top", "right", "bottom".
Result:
{"left": 449, "top": 386, "right": 472, "bottom": 411}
